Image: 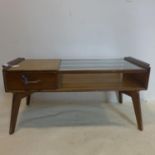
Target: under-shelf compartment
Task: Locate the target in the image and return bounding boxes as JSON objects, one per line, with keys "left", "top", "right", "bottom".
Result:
{"left": 58, "top": 73, "right": 145, "bottom": 91}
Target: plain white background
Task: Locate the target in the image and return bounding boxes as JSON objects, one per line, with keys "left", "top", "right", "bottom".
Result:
{"left": 0, "top": 0, "right": 155, "bottom": 102}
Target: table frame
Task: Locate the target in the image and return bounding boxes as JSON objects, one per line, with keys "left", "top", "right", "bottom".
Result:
{"left": 2, "top": 57, "right": 150, "bottom": 134}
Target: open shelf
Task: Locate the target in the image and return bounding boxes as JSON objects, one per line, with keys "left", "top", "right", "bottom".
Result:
{"left": 58, "top": 73, "right": 145, "bottom": 92}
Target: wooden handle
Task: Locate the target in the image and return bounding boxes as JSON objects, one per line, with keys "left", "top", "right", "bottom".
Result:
{"left": 124, "top": 57, "right": 150, "bottom": 69}
{"left": 2, "top": 58, "right": 25, "bottom": 70}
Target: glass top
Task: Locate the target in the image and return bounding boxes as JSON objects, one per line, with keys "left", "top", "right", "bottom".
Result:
{"left": 60, "top": 59, "right": 144, "bottom": 71}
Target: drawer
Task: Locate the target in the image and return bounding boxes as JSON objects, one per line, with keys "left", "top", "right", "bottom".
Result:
{"left": 4, "top": 71, "right": 58, "bottom": 91}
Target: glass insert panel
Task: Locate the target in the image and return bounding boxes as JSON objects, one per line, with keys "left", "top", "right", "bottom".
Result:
{"left": 60, "top": 59, "right": 144, "bottom": 71}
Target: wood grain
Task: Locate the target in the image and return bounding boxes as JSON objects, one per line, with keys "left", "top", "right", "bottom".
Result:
{"left": 9, "top": 59, "right": 60, "bottom": 71}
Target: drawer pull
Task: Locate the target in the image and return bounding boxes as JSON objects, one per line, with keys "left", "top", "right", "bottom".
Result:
{"left": 22, "top": 75, "right": 41, "bottom": 85}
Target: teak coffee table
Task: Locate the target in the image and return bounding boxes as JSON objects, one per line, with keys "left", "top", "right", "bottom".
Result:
{"left": 2, "top": 57, "right": 150, "bottom": 134}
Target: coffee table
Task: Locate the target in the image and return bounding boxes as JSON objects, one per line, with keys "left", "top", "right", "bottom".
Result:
{"left": 2, "top": 57, "right": 150, "bottom": 134}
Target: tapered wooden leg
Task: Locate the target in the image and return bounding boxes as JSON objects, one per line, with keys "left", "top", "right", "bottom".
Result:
{"left": 9, "top": 93, "right": 30, "bottom": 134}
{"left": 121, "top": 91, "right": 143, "bottom": 131}
{"left": 118, "top": 91, "right": 123, "bottom": 104}
{"left": 130, "top": 91, "right": 143, "bottom": 131}
{"left": 9, "top": 94, "right": 22, "bottom": 134}
{"left": 26, "top": 95, "right": 31, "bottom": 106}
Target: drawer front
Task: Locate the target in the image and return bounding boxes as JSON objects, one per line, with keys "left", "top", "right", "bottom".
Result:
{"left": 4, "top": 71, "right": 58, "bottom": 91}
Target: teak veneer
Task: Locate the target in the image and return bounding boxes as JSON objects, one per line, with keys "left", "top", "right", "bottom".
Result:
{"left": 2, "top": 57, "right": 150, "bottom": 134}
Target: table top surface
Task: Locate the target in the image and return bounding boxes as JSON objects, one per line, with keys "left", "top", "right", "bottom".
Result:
{"left": 8, "top": 59, "right": 60, "bottom": 71}
{"left": 8, "top": 58, "right": 145, "bottom": 71}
